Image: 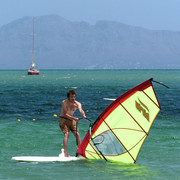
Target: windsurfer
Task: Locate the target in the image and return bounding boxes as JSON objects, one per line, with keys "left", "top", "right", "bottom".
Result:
{"left": 59, "top": 90, "right": 86, "bottom": 157}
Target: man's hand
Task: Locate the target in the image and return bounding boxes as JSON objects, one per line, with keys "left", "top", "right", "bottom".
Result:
{"left": 74, "top": 117, "right": 79, "bottom": 122}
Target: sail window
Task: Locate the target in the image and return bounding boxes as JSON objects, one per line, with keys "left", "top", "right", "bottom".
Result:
{"left": 92, "top": 130, "right": 125, "bottom": 155}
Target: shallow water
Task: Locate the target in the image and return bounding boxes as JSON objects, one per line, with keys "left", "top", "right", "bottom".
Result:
{"left": 0, "top": 70, "right": 179, "bottom": 179}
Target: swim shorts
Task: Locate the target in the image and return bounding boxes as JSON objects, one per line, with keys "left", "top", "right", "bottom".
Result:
{"left": 59, "top": 117, "right": 79, "bottom": 134}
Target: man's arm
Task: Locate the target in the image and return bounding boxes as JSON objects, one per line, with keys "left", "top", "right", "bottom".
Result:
{"left": 77, "top": 102, "right": 86, "bottom": 119}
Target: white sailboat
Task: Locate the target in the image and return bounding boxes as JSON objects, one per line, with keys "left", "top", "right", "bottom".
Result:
{"left": 28, "top": 17, "right": 39, "bottom": 75}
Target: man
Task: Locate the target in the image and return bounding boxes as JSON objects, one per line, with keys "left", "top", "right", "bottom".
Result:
{"left": 59, "top": 90, "right": 86, "bottom": 157}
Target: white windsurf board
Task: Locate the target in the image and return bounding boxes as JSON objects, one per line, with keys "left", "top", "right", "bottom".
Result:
{"left": 11, "top": 149, "right": 84, "bottom": 162}
{"left": 11, "top": 156, "right": 84, "bottom": 162}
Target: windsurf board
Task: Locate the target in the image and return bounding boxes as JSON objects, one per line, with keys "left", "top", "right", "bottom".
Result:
{"left": 11, "top": 149, "right": 84, "bottom": 162}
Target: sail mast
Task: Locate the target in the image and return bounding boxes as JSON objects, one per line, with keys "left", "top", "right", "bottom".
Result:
{"left": 32, "top": 17, "right": 35, "bottom": 67}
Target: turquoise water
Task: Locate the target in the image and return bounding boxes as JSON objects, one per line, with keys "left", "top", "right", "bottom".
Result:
{"left": 0, "top": 70, "right": 179, "bottom": 180}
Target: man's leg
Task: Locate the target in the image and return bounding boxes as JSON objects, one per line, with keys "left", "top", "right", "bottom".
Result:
{"left": 63, "top": 132, "right": 70, "bottom": 157}
{"left": 72, "top": 131, "right": 81, "bottom": 147}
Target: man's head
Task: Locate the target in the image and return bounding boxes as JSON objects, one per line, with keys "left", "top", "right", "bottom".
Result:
{"left": 67, "top": 90, "right": 77, "bottom": 102}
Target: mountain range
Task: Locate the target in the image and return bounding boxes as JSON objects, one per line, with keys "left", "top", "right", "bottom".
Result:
{"left": 0, "top": 15, "right": 180, "bottom": 69}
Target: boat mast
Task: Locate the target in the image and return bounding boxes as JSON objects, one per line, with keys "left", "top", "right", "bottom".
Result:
{"left": 32, "top": 17, "right": 35, "bottom": 67}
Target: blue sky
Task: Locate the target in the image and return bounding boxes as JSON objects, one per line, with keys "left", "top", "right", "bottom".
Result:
{"left": 1, "top": 0, "right": 180, "bottom": 31}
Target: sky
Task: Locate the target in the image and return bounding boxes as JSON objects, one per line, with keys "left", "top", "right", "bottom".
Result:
{"left": 1, "top": 0, "right": 180, "bottom": 31}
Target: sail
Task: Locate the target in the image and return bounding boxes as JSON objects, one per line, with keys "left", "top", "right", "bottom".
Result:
{"left": 77, "top": 78, "right": 161, "bottom": 163}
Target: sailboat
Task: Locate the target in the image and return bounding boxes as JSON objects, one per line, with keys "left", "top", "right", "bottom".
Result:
{"left": 28, "top": 17, "right": 39, "bottom": 75}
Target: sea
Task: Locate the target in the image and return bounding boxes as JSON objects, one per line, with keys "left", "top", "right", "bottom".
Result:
{"left": 0, "top": 70, "right": 179, "bottom": 180}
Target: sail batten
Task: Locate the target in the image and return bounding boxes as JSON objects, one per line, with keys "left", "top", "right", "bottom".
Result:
{"left": 120, "top": 103, "right": 148, "bottom": 135}
{"left": 77, "top": 79, "right": 161, "bottom": 163}
{"left": 143, "top": 90, "right": 160, "bottom": 109}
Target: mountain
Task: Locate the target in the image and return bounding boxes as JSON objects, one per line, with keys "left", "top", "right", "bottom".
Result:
{"left": 0, "top": 15, "right": 180, "bottom": 69}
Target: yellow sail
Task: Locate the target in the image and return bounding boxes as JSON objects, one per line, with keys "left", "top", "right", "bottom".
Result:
{"left": 77, "top": 79, "right": 161, "bottom": 163}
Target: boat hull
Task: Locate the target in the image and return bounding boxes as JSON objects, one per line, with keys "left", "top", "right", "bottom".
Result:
{"left": 28, "top": 70, "right": 39, "bottom": 75}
